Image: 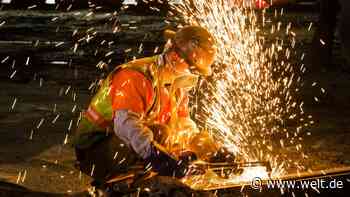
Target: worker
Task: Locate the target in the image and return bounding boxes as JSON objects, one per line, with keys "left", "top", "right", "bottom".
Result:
{"left": 73, "top": 26, "right": 232, "bottom": 182}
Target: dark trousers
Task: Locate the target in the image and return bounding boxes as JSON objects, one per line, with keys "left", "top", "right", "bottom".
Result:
{"left": 75, "top": 134, "right": 140, "bottom": 182}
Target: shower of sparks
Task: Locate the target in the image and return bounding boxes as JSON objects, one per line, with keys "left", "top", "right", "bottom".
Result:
{"left": 171, "top": 0, "right": 313, "bottom": 186}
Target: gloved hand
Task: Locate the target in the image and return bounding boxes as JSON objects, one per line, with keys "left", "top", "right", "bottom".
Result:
{"left": 209, "top": 147, "right": 236, "bottom": 163}
{"left": 144, "top": 143, "right": 200, "bottom": 178}
{"left": 209, "top": 147, "right": 240, "bottom": 178}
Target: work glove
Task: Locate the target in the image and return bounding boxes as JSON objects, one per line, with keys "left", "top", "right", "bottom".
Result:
{"left": 209, "top": 147, "right": 242, "bottom": 178}
{"left": 144, "top": 143, "right": 200, "bottom": 178}
{"left": 209, "top": 147, "right": 236, "bottom": 163}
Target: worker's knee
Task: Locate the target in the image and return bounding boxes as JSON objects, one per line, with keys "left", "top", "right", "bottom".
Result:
{"left": 75, "top": 135, "right": 140, "bottom": 181}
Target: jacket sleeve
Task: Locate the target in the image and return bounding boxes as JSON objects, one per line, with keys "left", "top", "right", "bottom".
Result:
{"left": 110, "top": 70, "right": 197, "bottom": 177}
{"left": 114, "top": 109, "right": 193, "bottom": 178}
{"left": 110, "top": 69, "right": 155, "bottom": 159}
{"left": 113, "top": 109, "right": 153, "bottom": 159}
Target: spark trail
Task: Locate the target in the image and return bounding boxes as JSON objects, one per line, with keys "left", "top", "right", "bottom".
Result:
{"left": 172, "top": 0, "right": 313, "bottom": 179}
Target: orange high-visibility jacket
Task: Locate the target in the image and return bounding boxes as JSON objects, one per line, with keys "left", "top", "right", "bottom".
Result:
{"left": 74, "top": 55, "right": 189, "bottom": 149}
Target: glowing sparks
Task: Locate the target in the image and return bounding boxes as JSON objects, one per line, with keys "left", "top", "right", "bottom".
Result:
{"left": 172, "top": 0, "right": 311, "bottom": 188}
{"left": 10, "top": 97, "right": 17, "bottom": 111}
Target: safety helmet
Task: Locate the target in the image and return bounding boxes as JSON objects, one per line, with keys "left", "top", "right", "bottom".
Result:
{"left": 171, "top": 26, "right": 217, "bottom": 76}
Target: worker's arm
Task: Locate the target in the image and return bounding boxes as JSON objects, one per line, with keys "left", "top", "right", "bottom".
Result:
{"left": 113, "top": 109, "right": 194, "bottom": 177}
{"left": 111, "top": 69, "right": 195, "bottom": 177}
